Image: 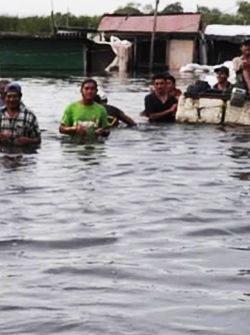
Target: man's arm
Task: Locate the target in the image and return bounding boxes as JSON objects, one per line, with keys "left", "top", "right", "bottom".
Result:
{"left": 144, "top": 94, "right": 153, "bottom": 117}
{"left": 118, "top": 111, "right": 136, "bottom": 126}
{"left": 94, "top": 107, "right": 110, "bottom": 138}
{"left": 13, "top": 136, "right": 41, "bottom": 146}
{"left": 59, "top": 124, "right": 87, "bottom": 136}
{"left": 232, "top": 57, "right": 242, "bottom": 73}
{"left": 0, "top": 131, "right": 12, "bottom": 144}
{"left": 148, "top": 103, "right": 177, "bottom": 122}
{"left": 94, "top": 127, "right": 110, "bottom": 137}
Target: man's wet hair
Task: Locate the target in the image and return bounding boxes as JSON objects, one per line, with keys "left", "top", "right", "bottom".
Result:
{"left": 241, "top": 39, "right": 250, "bottom": 47}
{"left": 81, "top": 78, "right": 98, "bottom": 90}
{"left": 151, "top": 73, "right": 167, "bottom": 82}
{"left": 165, "top": 75, "right": 176, "bottom": 85}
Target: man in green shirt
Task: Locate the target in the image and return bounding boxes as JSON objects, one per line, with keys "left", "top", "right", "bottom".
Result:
{"left": 59, "top": 79, "right": 110, "bottom": 143}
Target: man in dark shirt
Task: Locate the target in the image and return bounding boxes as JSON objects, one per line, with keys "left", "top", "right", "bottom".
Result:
{"left": 166, "top": 75, "right": 182, "bottom": 101}
{"left": 213, "top": 66, "right": 232, "bottom": 93}
{"left": 142, "top": 74, "right": 177, "bottom": 122}
{"left": 96, "top": 93, "right": 136, "bottom": 127}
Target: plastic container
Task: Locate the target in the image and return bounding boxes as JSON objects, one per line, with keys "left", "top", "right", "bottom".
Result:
{"left": 230, "top": 87, "right": 246, "bottom": 107}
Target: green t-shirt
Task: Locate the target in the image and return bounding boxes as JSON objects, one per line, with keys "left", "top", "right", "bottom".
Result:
{"left": 61, "top": 101, "right": 108, "bottom": 143}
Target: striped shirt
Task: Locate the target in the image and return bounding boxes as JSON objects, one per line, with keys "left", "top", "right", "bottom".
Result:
{"left": 0, "top": 105, "right": 40, "bottom": 140}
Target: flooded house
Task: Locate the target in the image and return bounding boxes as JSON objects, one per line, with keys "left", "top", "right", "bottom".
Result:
{"left": 97, "top": 13, "right": 204, "bottom": 71}
{"left": 205, "top": 24, "right": 250, "bottom": 65}
{"left": 0, "top": 30, "right": 90, "bottom": 75}
{"left": 0, "top": 13, "right": 209, "bottom": 75}
{"left": 0, "top": 27, "right": 115, "bottom": 76}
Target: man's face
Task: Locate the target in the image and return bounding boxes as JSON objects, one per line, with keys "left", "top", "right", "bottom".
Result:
{"left": 216, "top": 71, "right": 228, "bottom": 83}
{"left": 4, "top": 91, "right": 21, "bottom": 109}
{"left": 81, "top": 83, "right": 97, "bottom": 102}
{"left": 153, "top": 79, "right": 167, "bottom": 95}
{"left": 166, "top": 79, "right": 175, "bottom": 92}
{"left": 241, "top": 45, "right": 250, "bottom": 57}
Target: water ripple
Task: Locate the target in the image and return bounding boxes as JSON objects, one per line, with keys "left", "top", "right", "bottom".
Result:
{"left": 1, "top": 76, "right": 250, "bottom": 335}
{"left": 0, "top": 237, "right": 117, "bottom": 250}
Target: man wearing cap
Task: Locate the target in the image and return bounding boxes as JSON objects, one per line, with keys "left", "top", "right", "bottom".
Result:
{"left": 213, "top": 66, "right": 232, "bottom": 93}
{"left": 0, "top": 83, "right": 41, "bottom": 146}
{"left": 95, "top": 93, "right": 136, "bottom": 127}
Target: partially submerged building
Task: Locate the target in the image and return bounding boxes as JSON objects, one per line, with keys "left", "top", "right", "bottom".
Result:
{"left": 2, "top": 13, "right": 226, "bottom": 75}
{"left": 97, "top": 13, "right": 204, "bottom": 71}
{"left": 0, "top": 28, "right": 114, "bottom": 76}
{"left": 205, "top": 24, "right": 250, "bottom": 65}
{"left": 0, "top": 31, "right": 89, "bottom": 76}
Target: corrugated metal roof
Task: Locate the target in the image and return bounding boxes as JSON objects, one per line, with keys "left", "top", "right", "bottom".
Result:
{"left": 98, "top": 14, "right": 201, "bottom": 34}
{"left": 205, "top": 24, "right": 250, "bottom": 37}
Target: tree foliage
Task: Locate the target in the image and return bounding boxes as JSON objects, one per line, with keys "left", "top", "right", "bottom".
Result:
{"left": 113, "top": 7, "right": 141, "bottom": 15}
{"left": 161, "top": 2, "right": 183, "bottom": 14}
{"left": 1, "top": 1, "right": 250, "bottom": 34}
{"left": 197, "top": 1, "right": 250, "bottom": 25}
{"left": 113, "top": 2, "right": 142, "bottom": 14}
{"left": 0, "top": 13, "right": 100, "bottom": 34}
{"left": 237, "top": 1, "right": 250, "bottom": 22}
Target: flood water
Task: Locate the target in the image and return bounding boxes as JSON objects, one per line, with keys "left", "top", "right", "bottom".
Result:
{"left": 0, "top": 74, "right": 250, "bottom": 335}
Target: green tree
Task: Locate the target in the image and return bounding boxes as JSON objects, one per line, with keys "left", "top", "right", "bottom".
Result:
{"left": 197, "top": 4, "right": 248, "bottom": 25}
{"left": 197, "top": 6, "right": 210, "bottom": 15}
{"left": 237, "top": 1, "right": 250, "bottom": 23}
{"left": 0, "top": 16, "right": 19, "bottom": 32}
{"left": 161, "top": 2, "right": 183, "bottom": 13}
{"left": 113, "top": 2, "right": 142, "bottom": 15}
{"left": 0, "top": 13, "right": 100, "bottom": 34}
{"left": 197, "top": 6, "right": 222, "bottom": 24}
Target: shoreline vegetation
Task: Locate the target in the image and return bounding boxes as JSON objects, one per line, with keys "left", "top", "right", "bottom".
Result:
{"left": 0, "top": 1, "right": 249, "bottom": 35}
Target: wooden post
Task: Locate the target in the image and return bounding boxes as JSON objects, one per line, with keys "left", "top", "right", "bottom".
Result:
{"left": 50, "top": 0, "right": 56, "bottom": 36}
{"left": 149, "top": 0, "right": 159, "bottom": 72}
{"left": 133, "top": 37, "right": 138, "bottom": 71}
{"left": 83, "top": 44, "right": 87, "bottom": 75}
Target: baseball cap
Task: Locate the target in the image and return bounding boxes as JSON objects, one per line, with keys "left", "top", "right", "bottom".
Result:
{"left": 4, "top": 82, "right": 22, "bottom": 94}
{"left": 98, "top": 90, "right": 108, "bottom": 102}
{"left": 214, "top": 66, "right": 229, "bottom": 76}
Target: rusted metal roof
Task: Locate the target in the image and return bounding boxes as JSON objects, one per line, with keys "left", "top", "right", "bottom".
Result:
{"left": 98, "top": 13, "right": 201, "bottom": 34}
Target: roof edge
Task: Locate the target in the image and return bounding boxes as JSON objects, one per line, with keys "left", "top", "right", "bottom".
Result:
{"left": 100, "top": 12, "right": 201, "bottom": 18}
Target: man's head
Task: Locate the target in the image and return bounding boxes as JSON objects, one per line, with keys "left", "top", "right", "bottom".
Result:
{"left": 214, "top": 66, "right": 229, "bottom": 83}
{"left": 80, "top": 78, "right": 98, "bottom": 104}
{"left": 4, "top": 82, "right": 22, "bottom": 95}
{"left": 152, "top": 73, "right": 167, "bottom": 95}
{"left": 4, "top": 82, "right": 22, "bottom": 110}
{"left": 165, "top": 75, "right": 176, "bottom": 92}
{"left": 240, "top": 39, "right": 250, "bottom": 57}
{"left": 95, "top": 88, "right": 108, "bottom": 104}
{"left": 0, "top": 80, "right": 10, "bottom": 99}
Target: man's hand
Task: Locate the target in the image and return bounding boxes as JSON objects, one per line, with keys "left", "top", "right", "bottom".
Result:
{"left": 94, "top": 128, "right": 110, "bottom": 137}
{"left": 148, "top": 113, "right": 159, "bottom": 121}
{"left": 13, "top": 136, "right": 39, "bottom": 146}
{"left": 242, "top": 59, "right": 250, "bottom": 70}
{"left": 0, "top": 131, "right": 12, "bottom": 144}
{"left": 75, "top": 124, "right": 87, "bottom": 136}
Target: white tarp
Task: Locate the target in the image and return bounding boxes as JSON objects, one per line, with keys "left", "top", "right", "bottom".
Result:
{"left": 89, "top": 34, "right": 132, "bottom": 74}
{"left": 205, "top": 24, "right": 250, "bottom": 37}
{"left": 179, "top": 61, "right": 236, "bottom": 86}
